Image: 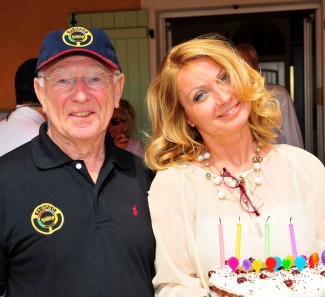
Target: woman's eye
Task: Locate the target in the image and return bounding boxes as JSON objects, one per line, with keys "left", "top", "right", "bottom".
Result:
{"left": 194, "top": 92, "right": 205, "bottom": 102}
{"left": 219, "top": 73, "right": 228, "bottom": 84}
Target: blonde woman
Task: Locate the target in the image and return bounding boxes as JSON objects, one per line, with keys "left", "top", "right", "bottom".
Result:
{"left": 144, "top": 34, "right": 325, "bottom": 296}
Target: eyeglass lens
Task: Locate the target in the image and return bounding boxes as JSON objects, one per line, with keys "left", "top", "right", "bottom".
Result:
{"left": 40, "top": 70, "right": 112, "bottom": 92}
{"left": 239, "top": 186, "right": 260, "bottom": 216}
{"left": 110, "top": 118, "right": 126, "bottom": 126}
{"left": 222, "top": 167, "right": 260, "bottom": 216}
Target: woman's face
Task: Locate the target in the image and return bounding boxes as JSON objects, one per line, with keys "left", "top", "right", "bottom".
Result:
{"left": 176, "top": 57, "right": 252, "bottom": 141}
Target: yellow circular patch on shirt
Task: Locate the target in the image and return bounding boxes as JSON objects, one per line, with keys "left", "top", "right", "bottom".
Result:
{"left": 31, "top": 203, "right": 64, "bottom": 235}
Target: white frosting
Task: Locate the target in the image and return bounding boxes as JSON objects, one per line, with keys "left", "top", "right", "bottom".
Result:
{"left": 209, "top": 264, "right": 325, "bottom": 297}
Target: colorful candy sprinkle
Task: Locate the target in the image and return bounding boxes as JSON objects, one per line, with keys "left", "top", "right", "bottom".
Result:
{"left": 284, "top": 279, "right": 293, "bottom": 287}
{"left": 237, "top": 277, "right": 247, "bottom": 284}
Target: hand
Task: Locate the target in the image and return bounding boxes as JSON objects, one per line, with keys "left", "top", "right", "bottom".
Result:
{"left": 114, "top": 133, "right": 129, "bottom": 149}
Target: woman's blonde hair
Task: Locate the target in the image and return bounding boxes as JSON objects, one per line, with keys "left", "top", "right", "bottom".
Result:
{"left": 144, "top": 34, "right": 281, "bottom": 171}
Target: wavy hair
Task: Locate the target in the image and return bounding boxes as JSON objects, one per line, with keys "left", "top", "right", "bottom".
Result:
{"left": 144, "top": 34, "right": 281, "bottom": 171}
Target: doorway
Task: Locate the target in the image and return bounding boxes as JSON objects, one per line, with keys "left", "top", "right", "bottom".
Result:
{"left": 158, "top": 4, "right": 322, "bottom": 160}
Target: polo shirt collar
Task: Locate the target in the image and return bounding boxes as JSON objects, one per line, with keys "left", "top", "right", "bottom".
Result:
{"left": 32, "top": 122, "right": 131, "bottom": 171}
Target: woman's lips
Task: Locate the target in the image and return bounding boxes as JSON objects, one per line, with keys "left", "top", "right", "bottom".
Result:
{"left": 218, "top": 102, "right": 239, "bottom": 117}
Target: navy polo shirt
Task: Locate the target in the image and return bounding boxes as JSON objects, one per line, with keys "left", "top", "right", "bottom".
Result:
{"left": 0, "top": 123, "right": 155, "bottom": 297}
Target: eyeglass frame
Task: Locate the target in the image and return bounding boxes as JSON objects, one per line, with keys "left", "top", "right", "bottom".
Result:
{"left": 37, "top": 70, "right": 121, "bottom": 93}
{"left": 109, "top": 117, "right": 127, "bottom": 126}
{"left": 221, "top": 167, "right": 260, "bottom": 216}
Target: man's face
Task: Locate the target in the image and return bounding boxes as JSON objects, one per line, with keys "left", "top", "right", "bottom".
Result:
{"left": 34, "top": 55, "right": 124, "bottom": 144}
{"left": 107, "top": 108, "right": 128, "bottom": 139}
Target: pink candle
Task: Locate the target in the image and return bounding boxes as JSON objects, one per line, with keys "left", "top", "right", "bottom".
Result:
{"left": 219, "top": 218, "right": 225, "bottom": 269}
{"left": 289, "top": 217, "right": 298, "bottom": 259}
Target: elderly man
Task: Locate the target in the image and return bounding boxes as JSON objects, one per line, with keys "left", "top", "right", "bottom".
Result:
{"left": 0, "top": 27, "right": 155, "bottom": 297}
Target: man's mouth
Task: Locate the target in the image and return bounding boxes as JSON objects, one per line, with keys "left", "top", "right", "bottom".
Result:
{"left": 71, "top": 111, "right": 92, "bottom": 117}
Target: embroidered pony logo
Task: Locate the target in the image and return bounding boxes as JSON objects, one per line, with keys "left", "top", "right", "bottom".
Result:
{"left": 132, "top": 205, "right": 138, "bottom": 216}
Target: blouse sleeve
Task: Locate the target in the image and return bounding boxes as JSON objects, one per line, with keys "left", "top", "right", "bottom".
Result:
{"left": 282, "top": 145, "right": 325, "bottom": 251}
{"left": 148, "top": 167, "right": 208, "bottom": 297}
{"left": 300, "top": 150, "right": 325, "bottom": 249}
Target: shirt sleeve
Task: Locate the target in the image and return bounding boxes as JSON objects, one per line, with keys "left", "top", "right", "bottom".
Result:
{"left": 126, "top": 139, "right": 144, "bottom": 158}
{"left": 298, "top": 149, "right": 325, "bottom": 249}
{"left": 0, "top": 245, "right": 8, "bottom": 295}
{"left": 272, "top": 85, "right": 304, "bottom": 149}
{"left": 148, "top": 167, "right": 208, "bottom": 297}
{"left": 277, "top": 145, "right": 325, "bottom": 251}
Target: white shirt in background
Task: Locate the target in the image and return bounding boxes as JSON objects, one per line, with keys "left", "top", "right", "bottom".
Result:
{"left": 0, "top": 105, "right": 46, "bottom": 156}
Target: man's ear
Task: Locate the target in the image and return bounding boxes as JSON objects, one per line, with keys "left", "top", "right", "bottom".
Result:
{"left": 114, "top": 74, "right": 125, "bottom": 108}
{"left": 34, "top": 78, "right": 47, "bottom": 114}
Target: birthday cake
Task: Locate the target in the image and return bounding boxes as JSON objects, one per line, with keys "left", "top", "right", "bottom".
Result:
{"left": 208, "top": 254, "right": 325, "bottom": 297}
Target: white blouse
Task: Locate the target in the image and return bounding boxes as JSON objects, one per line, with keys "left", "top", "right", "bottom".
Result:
{"left": 148, "top": 144, "right": 325, "bottom": 297}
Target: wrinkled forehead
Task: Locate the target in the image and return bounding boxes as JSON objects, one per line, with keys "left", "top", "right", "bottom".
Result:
{"left": 39, "top": 54, "right": 112, "bottom": 75}
{"left": 177, "top": 57, "right": 224, "bottom": 80}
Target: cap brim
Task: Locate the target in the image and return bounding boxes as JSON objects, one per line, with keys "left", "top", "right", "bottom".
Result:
{"left": 37, "top": 49, "right": 120, "bottom": 71}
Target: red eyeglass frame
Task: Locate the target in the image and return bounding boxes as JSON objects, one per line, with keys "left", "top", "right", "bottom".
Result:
{"left": 221, "top": 167, "right": 260, "bottom": 216}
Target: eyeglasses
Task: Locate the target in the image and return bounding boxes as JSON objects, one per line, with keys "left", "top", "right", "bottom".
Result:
{"left": 38, "top": 70, "right": 119, "bottom": 93}
{"left": 221, "top": 167, "right": 260, "bottom": 216}
{"left": 110, "top": 118, "right": 126, "bottom": 126}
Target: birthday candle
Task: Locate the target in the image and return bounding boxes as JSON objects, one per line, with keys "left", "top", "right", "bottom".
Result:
{"left": 236, "top": 217, "right": 241, "bottom": 260}
{"left": 289, "top": 217, "right": 298, "bottom": 259}
{"left": 219, "top": 218, "right": 225, "bottom": 269}
{"left": 264, "top": 216, "right": 270, "bottom": 259}
{"left": 322, "top": 250, "right": 325, "bottom": 265}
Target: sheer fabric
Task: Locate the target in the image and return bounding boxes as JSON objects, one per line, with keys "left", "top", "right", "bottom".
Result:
{"left": 148, "top": 144, "right": 325, "bottom": 296}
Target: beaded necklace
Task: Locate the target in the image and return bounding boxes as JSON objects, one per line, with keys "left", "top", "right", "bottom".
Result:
{"left": 197, "top": 142, "right": 264, "bottom": 236}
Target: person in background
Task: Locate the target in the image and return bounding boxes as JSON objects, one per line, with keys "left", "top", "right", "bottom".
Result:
{"left": 0, "top": 26, "right": 155, "bottom": 297}
{"left": 108, "top": 98, "right": 144, "bottom": 157}
{"left": 144, "top": 34, "right": 325, "bottom": 296}
{"left": 0, "top": 58, "right": 46, "bottom": 156}
{"left": 236, "top": 43, "right": 304, "bottom": 149}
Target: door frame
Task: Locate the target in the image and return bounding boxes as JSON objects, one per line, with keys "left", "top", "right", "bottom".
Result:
{"left": 68, "top": 10, "right": 151, "bottom": 139}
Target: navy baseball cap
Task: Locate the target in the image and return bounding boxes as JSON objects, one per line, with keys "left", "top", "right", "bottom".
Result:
{"left": 36, "top": 26, "right": 121, "bottom": 72}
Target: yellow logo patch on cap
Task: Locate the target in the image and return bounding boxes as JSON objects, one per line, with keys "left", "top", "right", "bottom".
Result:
{"left": 62, "top": 26, "right": 93, "bottom": 47}
{"left": 31, "top": 203, "right": 64, "bottom": 235}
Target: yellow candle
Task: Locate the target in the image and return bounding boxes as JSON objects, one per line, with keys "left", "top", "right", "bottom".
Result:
{"left": 236, "top": 217, "right": 241, "bottom": 260}
{"left": 219, "top": 218, "right": 225, "bottom": 269}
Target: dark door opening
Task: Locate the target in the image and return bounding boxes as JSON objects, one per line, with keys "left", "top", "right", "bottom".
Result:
{"left": 166, "top": 9, "right": 316, "bottom": 153}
